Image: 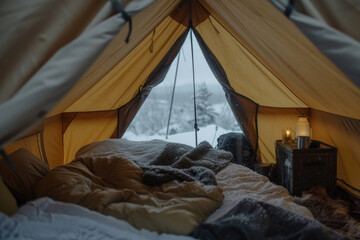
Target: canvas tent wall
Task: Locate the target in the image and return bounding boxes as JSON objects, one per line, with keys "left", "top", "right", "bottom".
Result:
{"left": 0, "top": 0, "right": 359, "bottom": 197}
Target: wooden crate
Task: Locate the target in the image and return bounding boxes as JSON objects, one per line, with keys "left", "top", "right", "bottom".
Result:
{"left": 275, "top": 140, "right": 337, "bottom": 196}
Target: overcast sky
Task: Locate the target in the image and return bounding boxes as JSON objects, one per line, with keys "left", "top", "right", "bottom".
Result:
{"left": 162, "top": 30, "right": 218, "bottom": 87}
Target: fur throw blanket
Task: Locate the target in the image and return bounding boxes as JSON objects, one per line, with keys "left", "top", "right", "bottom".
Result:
{"left": 135, "top": 141, "right": 232, "bottom": 186}
{"left": 190, "top": 198, "right": 345, "bottom": 240}
{"left": 294, "top": 187, "right": 360, "bottom": 240}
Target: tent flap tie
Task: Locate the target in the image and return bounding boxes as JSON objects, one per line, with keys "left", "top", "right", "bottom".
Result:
{"left": 284, "top": 0, "right": 296, "bottom": 18}
{"left": 209, "top": 18, "right": 220, "bottom": 34}
{"left": 110, "top": 0, "right": 132, "bottom": 43}
{"left": 150, "top": 29, "right": 156, "bottom": 53}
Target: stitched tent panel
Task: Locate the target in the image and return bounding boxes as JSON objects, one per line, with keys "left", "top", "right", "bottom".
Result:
{"left": 49, "top": 0, "right": 183, "bottom": 116}
{"left": 63, "top": 111, "right": 118, "bottom": 164}
{"left": 198, "top": 0, "right": 360, "bottom": 120}
{"left": 310, "top": 109, "right": 360, "bottom": 197}
{"left": 64, "top": 16, "right": 187, "bottom": 112}
{"left": 195, "top": 17, "right": 307, "bottom": 108}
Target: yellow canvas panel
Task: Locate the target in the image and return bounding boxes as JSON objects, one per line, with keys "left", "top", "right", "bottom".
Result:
{"left": 43, "top": 115, "right": 63, "bottom": 168}
{"left": 311, "top": 110, "right": 360, "bottom": 197}
{"left": 200, "top": 0, "right": 360, "bottom": 119}
{"left": 50, "top": 0, "right": 182, "bottom": 116}
{"left": 64, "top": 16, "right": 187, "bottom": 112}
{"left": 195, "top": 17, "right": 307, "bottom": 108}
{"left": 257, "top": 107, "right": 309, "bottom": 163}
{"left": 63, "top": 111, "right": 117, "bottom": 164}
{"left": 3, "top": 135, "right": 43, "bottom": 162}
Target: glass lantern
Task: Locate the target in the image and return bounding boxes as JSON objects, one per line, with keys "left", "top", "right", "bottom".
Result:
{"left": 295, "top": 115, "right": 311, "bottom": 148}
{"left": 282, "top": 127, "right": 294, "bottom": 143}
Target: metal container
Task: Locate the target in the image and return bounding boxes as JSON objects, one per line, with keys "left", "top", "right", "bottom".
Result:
{"left": 297, "top": 136, "right": 309, "bottom": 149}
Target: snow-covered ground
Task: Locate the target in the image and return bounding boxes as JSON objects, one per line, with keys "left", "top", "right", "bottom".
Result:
{"left": 123, "top": 124, "right": 242, "bottom": 147}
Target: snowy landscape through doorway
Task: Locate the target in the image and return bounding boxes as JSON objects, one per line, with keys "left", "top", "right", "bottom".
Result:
{"left": 123, "top": 31, "right": 241, "bottom": 147}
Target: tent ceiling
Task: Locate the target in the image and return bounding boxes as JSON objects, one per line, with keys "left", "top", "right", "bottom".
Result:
{"left": 48, "top": 0, "right": 360, "bottom": 119}
{"left": 196, "top": 16, "right": 307, "bottom": 108}
{"left": 65, "top": 16, "right": 187, "bottom": 112}
{"left": 197, "top": 0, "right": 360, "bottom": 119}
{"left": 49, "top": 0, "right": 183, "bottom": 116}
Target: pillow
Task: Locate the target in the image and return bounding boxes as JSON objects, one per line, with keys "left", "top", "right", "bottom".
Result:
{"left": 0, "top": 148, "right": 49, "bottom": 205}
{"left": 0, "top": 175, "right": 18, "bottom": 215}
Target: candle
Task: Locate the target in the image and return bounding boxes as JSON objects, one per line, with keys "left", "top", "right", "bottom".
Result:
{"left": 282, "top": 128, "right": 293, "bottom": 143}
{"left": 285, "top": 129, "right": 291, "bottom": 142}
{"left": 285, "top": 130, "right": 290, "bottom": 140}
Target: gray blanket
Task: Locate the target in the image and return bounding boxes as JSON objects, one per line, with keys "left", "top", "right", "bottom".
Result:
{"left": 75, "top": 139, "right": 232, "bottom": 186}
{"left": 134, "top": 141, "right": 232, "bottom": 186}
{"left": 189, "top": 198, "right": 347, "bottom": 240}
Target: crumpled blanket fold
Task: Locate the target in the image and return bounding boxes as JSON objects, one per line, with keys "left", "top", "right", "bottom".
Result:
{"left": 75, "top": 139, "right": 232, "bottom": 186}
{"left": 137, "top": 141, "right": 232, "bottom": 186}
{"left": 35, "top": 139, "right": 226, "bottom": 235}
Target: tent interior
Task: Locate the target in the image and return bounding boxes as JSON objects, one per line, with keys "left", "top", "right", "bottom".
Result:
{"left": 1, "top": 0, "right": 360, "bottom": 238}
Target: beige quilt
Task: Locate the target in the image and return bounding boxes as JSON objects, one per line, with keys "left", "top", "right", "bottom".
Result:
{"left": 35, "top": 147, "right": 223, "bottom": 235}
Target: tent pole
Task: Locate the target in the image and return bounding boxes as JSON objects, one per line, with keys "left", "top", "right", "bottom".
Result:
{"left": 165, "top": 53, "right": 181, "bottom": 139}
{"left": 190, "top": 29, "right": 199, "bottom": 146}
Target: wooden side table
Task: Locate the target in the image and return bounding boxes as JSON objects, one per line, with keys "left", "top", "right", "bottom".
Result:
{"left": 275, "top": 140, "right": 337, "bottom": 196}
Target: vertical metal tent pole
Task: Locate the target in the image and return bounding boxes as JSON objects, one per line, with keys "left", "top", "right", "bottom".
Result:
{"left": 190, "top": 29, "right": 199, "bottom": 146}
{"left": 166, "top": 53, "right": 181, "bottom": 139}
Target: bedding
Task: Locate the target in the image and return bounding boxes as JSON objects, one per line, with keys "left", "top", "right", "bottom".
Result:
{"left": 1, "top": 138, "right": 347, "bottom": 239}
{"left": 0, "top": 197, "right": 195, "bottom": 240}
{"left": 207, "top": 163, "right": 313, "bottom": 221}
{"left": 294, "top": 186, "right": 360, "bottom": 239}
{"left": 34, "top": 139, "right": 226, "bottom": 235}
{"left": 191, "top": 198, "right": 345, "bottom": 240}
{"left": 76, "top": 139, "right": 233, "bottom": 186}
{"left": 0, "top": 148, "right": 49, "bottom": 205}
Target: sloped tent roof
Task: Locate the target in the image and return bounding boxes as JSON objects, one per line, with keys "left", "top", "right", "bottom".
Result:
{"left": 0, "top": 0, "right": 359, "bottom": 197}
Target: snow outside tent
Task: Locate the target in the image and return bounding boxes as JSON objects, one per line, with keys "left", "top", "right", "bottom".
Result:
{"left": 0, "top": 0, "right": 360, "bottom": 198}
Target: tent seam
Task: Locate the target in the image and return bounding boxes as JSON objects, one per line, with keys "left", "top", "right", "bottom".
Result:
{"left": 63, "top": 1, "right": 184, "bottom": 113}
{"left": 198, "top": 11, "right": 308, "bottom": 107}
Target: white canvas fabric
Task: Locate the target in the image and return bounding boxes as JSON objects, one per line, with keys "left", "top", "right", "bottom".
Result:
{"left": 0, "top": 0, "right": 154, "bottom": 148}
{"left": 270, "top": 0, "right": 360, "bottom": 88}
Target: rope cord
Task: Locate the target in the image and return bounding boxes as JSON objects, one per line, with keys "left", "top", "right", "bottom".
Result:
{"left": 190, "top": 30, "right": 199, "bottom": 146}
{"left": 150, "top": 29, "right": 156, "bottom": 53}
{"left": 110, "top": 0, "right": 132, "bottom": 43}
{"left": 166, "top": 53, "right": 181, "bottom": 139}
{"left": 211, "top": 126, "right": 218, "bottom": 146}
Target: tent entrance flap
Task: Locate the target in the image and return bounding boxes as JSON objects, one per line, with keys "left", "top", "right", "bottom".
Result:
{"left": 116, "top": 29, "right": 189, "bottom": 138}
{"left": 192, "top": 27, "right": 261, "bottom": 162}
